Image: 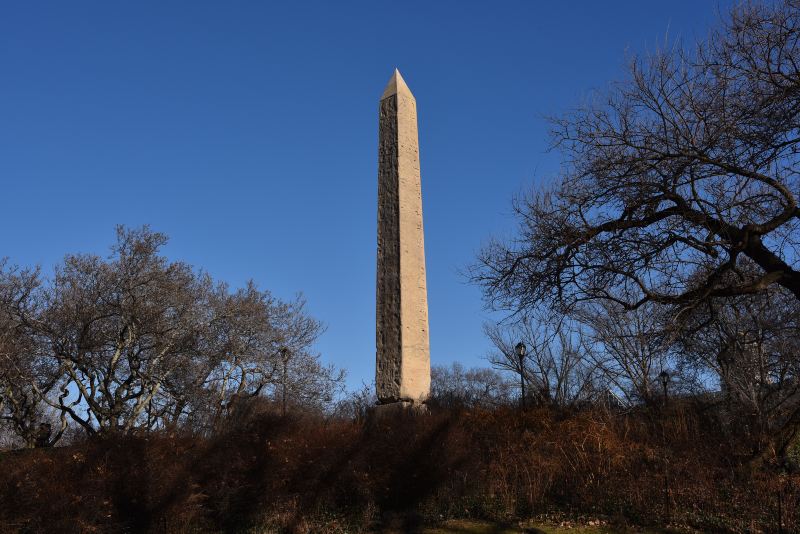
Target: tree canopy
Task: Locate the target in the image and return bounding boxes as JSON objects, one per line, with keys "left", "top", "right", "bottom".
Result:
{"left": 473, "top": 0, "right": 800, "bottom": 314}
{"left": 0, "top": 226, "right": 341, "bottom": 446}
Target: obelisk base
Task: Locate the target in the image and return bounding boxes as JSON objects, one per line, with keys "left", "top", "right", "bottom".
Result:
{"left": 370, "top": 401, "right": 428, "bottom": 419}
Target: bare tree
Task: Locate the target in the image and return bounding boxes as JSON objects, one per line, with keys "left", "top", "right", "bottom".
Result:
{"left": 148, "top": 285, "right": 337, "bottom": 431}
{"left": 576, "top": 300, "right": 674, "bottom": 406}
{"left": 485, "top": 316, "right": 597, "bottom": 408}
{"left": 25, "top": 227, "right": 212, "bottom": 435}
{"left": 473, "top": 0, "right": 800, "bottom": 315}
{"left": 264, "top": 298, "right": 340, "bottom": 416}
{"left": 0, "top": 226, "right": 334, "bottom": 441}
{"left": 677, "top": 285, "right": 800, "bottom": 454}
{"left": 191, "top": 285, "right": 327, "bottom": 426}
{"left": 0, "top": 262, "right": 68, "bottom": 448}
{"left": 429, "top": 362, "right": 514, "bottom": 409}
{"left": 333, "top": 382, "right": 377, "bottom": 421}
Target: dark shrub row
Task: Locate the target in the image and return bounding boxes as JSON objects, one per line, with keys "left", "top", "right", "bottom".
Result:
{"left": 0, "top": 403, "right": 797, "bottom": 533}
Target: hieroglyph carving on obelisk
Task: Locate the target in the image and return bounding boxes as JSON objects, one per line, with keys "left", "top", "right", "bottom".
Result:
{"left": 376, "top": 69, "right": 431, "bottom": 406}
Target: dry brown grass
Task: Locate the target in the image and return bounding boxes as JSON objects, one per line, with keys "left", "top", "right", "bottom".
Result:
{"left": 0, "top": 403, "right": 796, "bottom": 533}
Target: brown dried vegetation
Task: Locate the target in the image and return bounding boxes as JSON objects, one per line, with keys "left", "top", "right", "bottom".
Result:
{"left": 0, "top": 402, "right": 796, "bottom": 533}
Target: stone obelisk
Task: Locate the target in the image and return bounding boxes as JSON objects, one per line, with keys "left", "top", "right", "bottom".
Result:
{"left": 376, "top": 69, "right": 431, "bottom": 409}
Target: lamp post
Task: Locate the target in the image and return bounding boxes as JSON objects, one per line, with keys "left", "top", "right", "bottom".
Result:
{"left": 658, "top": 368, "right": 671, "bottom": 523}
{"left": 659, "top": 370, "right": 670, "bottom": 406}
{"left": 280, "top": 347, "right": 290, "bottom": 417}
{"left": 515, "top": 342, "right": 527, "bottom": 410}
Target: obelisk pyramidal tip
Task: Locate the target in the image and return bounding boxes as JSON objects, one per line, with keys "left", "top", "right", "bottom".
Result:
{"left": 376, "top": 69, "right": 431, "bottom": 407}
{"left": 381, "top": 69, "right": 413, "bottom": 100}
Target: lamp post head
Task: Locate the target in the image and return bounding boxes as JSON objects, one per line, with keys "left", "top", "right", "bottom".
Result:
{"left": 515, "top": 342, "right": 527, "bottom": 359}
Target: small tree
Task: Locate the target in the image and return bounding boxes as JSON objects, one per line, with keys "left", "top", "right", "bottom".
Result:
{"left": 576, "top": 299, "right": 673, "bottom": 406}
{"left": 677, "top": 285, "right": 800, "bottom": 454}
{"left": 485, "top": 315, "right": 597, "bottom": 408}
{"left": 429, "top": 362, "right": 514, "bottom": 409}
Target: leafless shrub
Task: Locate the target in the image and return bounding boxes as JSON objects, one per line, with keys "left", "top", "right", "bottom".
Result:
{"left": 429, "top": 362, "right": 514, "bottom": 409}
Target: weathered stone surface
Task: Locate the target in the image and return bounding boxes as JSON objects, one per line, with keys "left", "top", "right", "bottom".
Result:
{"left": 370, "top": 400, "right": 429, "bottom": 419}
{"left": 376, "top": 69, "right": 431, "bottom": 405}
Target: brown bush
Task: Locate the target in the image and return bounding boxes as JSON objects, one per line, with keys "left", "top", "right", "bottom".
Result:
{"left": 0, "top": 403, "right": 796, "bottom": 533}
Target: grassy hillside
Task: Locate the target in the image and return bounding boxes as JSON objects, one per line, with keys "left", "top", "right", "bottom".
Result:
{"left": 0, "top": 404, "right": 795, "bottom": 533}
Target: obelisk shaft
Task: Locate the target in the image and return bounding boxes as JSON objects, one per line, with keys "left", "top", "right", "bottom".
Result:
{"left": 376, "top": 70, "right": 431, "bottom": 405}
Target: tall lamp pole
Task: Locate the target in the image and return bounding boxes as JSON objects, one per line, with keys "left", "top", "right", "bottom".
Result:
{"left": 280, "top": 347, "right": 290, "bottom": 417}
{"left": 659, "top": 370, "right": 670, "bottom": 406}
{"left": 658, "top": 369, "right": 671, "bottom": 523}
{"left": 515, "top": 342, "right": 527, "bottom": 410}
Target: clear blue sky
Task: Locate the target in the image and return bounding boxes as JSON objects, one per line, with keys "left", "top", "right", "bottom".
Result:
{"left": 1, "top": 1, "right": 735, "bottom": 391}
